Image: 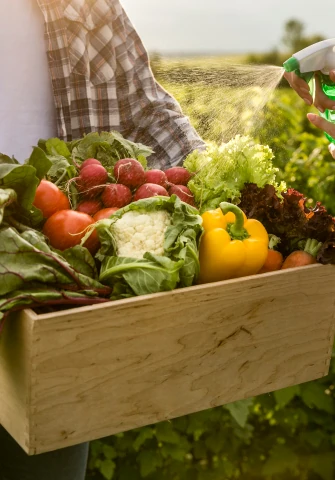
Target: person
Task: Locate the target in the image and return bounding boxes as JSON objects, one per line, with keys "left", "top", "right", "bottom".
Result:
{"left": 0, "top": 2, "right": 334, "bottom": 480}
{"left": 0, "top": 0, "right": 205, "bottom": 165}
{"left": 0, "top": 1, "right": 206, "bottom": 480}
{"left": 284, "top": 70, "right": 335, "bottom": 158}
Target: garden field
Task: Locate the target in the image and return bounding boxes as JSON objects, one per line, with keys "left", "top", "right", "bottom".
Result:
{"left": 86, "top": 56, "right": 335, "bottom": 480}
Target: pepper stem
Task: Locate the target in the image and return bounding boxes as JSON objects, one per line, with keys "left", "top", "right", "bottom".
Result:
{"left": 219, "top": 202, "right": 248, "bottom": 239}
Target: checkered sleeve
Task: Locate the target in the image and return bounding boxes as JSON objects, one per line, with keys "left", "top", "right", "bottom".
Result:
{"left": 113, "top": 1, "right": 206, "bottom": 168}
{"left": 37, "top": 0, "right": 206, "bottom": 169}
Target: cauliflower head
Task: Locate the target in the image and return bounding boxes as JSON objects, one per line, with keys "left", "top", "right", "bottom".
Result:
{"left": 111, "top": 210, "right": 171, "bottom": 258}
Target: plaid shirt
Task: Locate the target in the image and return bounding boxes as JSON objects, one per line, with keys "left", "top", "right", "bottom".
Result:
{"left": 36, "top": 0, "right": 205, "bottom": 168}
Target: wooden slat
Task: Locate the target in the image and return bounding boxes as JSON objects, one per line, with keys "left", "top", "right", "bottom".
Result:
{"left": 0, "top": 310, "right": 36, "bottom": 451}
{"left": 1, "top": 265, "right": 335, "bottom": 454}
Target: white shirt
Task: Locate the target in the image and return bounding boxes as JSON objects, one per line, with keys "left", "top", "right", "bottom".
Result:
{"left": 0, "top": 0, "right": 57, "bottom": 163}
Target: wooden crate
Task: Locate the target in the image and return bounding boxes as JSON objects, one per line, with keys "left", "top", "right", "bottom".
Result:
{"left": 1, "top": 264, "right": 335, "bottom": 455}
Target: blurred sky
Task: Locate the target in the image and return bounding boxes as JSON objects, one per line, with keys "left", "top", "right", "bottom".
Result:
{"left": 121, "top": 0, "right": 334, "bottom": 55}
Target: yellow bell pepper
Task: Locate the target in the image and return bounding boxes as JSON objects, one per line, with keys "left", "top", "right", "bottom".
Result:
{"left": 198, "top": 202, "right": 268, "bottom": 283}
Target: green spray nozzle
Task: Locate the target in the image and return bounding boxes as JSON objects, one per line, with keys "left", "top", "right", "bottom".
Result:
{"left": 282, "top": 56, "right": 314, "bottom": 84}
{"left": 283, "top": 39, "right": 335, "bottom": 82}
{"left": 283, "top": 57, "right": 299, "bottom": 73}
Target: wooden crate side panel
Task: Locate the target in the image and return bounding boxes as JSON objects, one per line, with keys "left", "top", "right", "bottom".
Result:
{"left": 0, "top": 310, "right": 36, "bottom": 453}
{"left": 28, "top": 266, "right": 335, "bottom": 454}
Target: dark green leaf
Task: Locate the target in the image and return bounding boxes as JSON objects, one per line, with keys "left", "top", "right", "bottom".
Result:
{"left": 160, "top": 443, "right": 188, "bottom": 461}
{"left": 301, "top": 383, "right": 335, "bottom": 414}
{"left": 47, "top": 155, "right": 73, "bottom": 179}
{"left": 27, "top": 147, "right": 52, "bottom": 180}
{"left": 0, "top": 189, "right": 17, "bottom": 224}
{"left": 0, "top": 227, "right": 110, "bottom": 297}
{"left": 99, "top": 459, "right": 115, "bottom": 480}
{"left": 274, "top": 385, "right": 300, "bottom": 408}
{"left": 0, "top": 287, "right": 107, "bottom": 320}
{"left": 224, "top": 398, "right": 253, "bottom": 428}
{"left": 100, "top": 254, "right": 182, "bottom": 296}
{"left": 205, "top": 432, "right": 224, "bottom": 454}
{"left": 102, "top": 445, "right": 117, "bottom": 460}
{"left": 45, "top": 138, "right": 71, "bottom": 158}
{"left": 262, "top": 445, "right": 298, "bottom": 476}
{"left": 133, "top": 428, "right": 155, "bottom": 452}
{"left": 0, "top": 154, "right": 19, "bottom": 164}
{"left": 156, "top": 422, "right": 181, "bottom": 445}
{"left": 13, "top": 205, "right": 44, "bottom": 228}
{"left": 60, "top": 246, "right": 98, "bottom": 280}
{"left": 137, "top": 450, "right": 162, "bottom": 477}
{"left": 0, "top": 164, "right": 39, "bottom": 209}
{"left": 71, "top": 131, "right": 153, "bottom": 172}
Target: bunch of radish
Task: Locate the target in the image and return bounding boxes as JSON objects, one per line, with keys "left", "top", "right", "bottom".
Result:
{"left": 33, "top": 158, "right": 195, "bottom": 255}
{"left": 74, "top": 157, "right": 196, "bottom": 218}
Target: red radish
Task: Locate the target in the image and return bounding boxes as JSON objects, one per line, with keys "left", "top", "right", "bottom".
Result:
{"left": 80, "top": 158, "right": 102, "bottom": 170}
{"left": 76, "top": 199, "right": 102, "bottom": 216}
{"left": 102, "top": 184, "right": 132, "bottom": 208}
{"left": 77, "top": 164, "right": 108, "bottom": 198}
{"left": 114, "top": 158, "right": 145, "bottom": 189}
{"left": 165, "top": 167, "right": 192, "bottom": 186}
{"left": 168, "top": 185, "right": 195, "bottom": 206}
{"left": 133, "top": 183, "right": 169, "bottom": 201}
{"left": 93, "top": 207, "right": 119, "bottom": 221}
{"left": 144, "top": 169, "right": 168, "bottom": 187}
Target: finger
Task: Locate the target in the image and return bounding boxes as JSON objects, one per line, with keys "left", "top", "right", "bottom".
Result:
{"left": 290, "top": 74, "right": 311, "bottom": 93}
{"left": 283, "top": 72, "right": 309, "bottom": 92}
{"left": 329, "top": 143, "right": 335, "bottom": 159}
{"left": 307, "top": 113, "right": 335, "bottom": 138}
{"left": 283, "top": 72, "right": 313, "bottom": 105}
{"left": 314, "top": 75, "right": 335, "bottom": 112}
{"left": 330, "top": 70, "right": 335, "bottom": 82}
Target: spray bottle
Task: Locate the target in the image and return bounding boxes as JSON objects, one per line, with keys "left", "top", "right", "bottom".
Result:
{"left": 283, "top": 38, "right": 335, "bottom": 143}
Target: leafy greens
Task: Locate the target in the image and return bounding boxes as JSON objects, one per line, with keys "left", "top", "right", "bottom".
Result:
{"left": 0, "top": 227, "right": 112, "bottom": 323}
{"left": 69, "top": 131, "right": 153, "bottom": 170}
{"left": 238, "top": 183, "right": 335, "bottom": 261}
{"left": 184, "top": 135, "right": 285, "bottom": 212}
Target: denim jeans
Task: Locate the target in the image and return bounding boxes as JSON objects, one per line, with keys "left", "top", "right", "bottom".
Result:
{"left": 0, "top": 426, "right": 89, "bottom": 480}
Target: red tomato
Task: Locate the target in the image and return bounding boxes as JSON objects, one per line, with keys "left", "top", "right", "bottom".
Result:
{"left": 43, "top": 210, "right": 100, "bottom": 253}
{"left": 33, "top": 180, "right": 70, "bottom": 218}
{"left": 93, "top": 207, "right": 119, "bottom": 221}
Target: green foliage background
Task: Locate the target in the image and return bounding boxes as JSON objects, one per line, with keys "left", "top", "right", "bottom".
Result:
{"left": 86, "top": 55, "right": 335, "bottom": 480}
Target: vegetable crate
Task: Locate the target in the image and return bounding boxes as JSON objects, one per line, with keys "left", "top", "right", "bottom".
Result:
{"left": 1, "top": 265, "right": 335, "bottom": 455}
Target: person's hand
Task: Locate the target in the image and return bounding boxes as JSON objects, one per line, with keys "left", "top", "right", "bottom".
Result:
{"left": 284, "top": 70, "right": 335, "bottom": 158}
{"left": 307, "top": 113, "right": 335, "bottom": 159}
{"left": 284, "top": 70, "right": 335, "bottom": 112}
